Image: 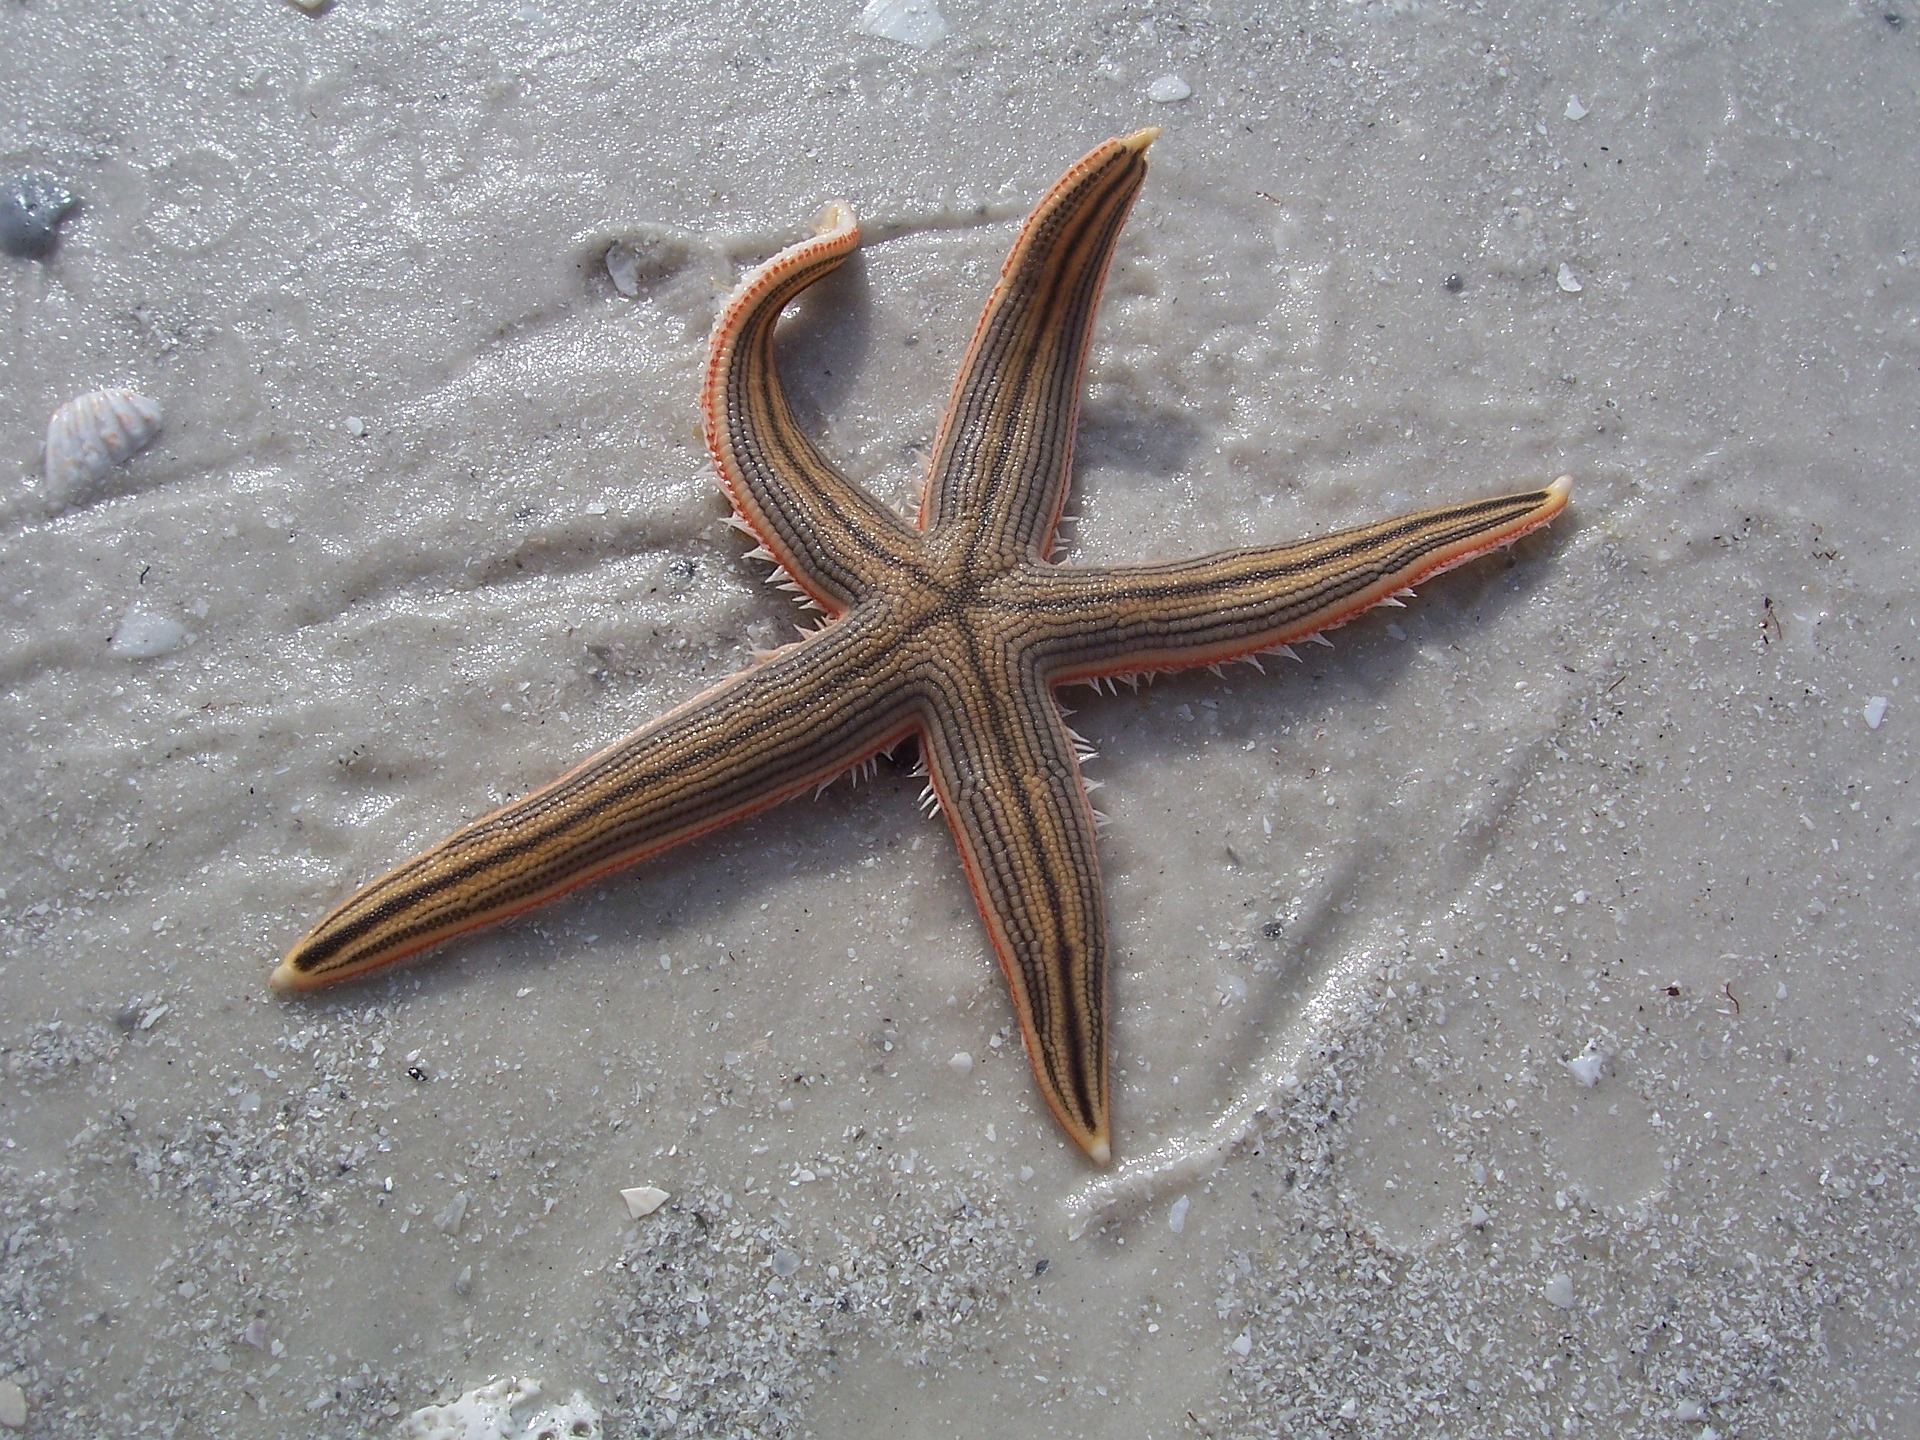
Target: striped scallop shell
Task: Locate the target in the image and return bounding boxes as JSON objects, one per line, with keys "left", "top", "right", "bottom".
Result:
{"left": 44, "top": 388, "right": 164, "bottom": 498}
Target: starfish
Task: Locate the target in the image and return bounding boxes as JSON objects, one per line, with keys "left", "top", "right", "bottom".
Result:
{"left": 272, "top": 130, "right": 1569, "bottom": 1163}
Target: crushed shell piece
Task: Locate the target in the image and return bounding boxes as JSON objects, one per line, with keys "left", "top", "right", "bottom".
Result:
{"left": 1169, "top": 1194, "right": 1190, "bottom": 1232}
{"left": 621, "top": 1185, "right": 669, "bottom": 1218}
{"left": 858, "top": 0, "right": 948, "bottom": 47}
{"left": 110, "top": 607, "right": 189, "bottom": 659}
{"left": 398, "top": 1376, "right": 600, "bottom": 1440}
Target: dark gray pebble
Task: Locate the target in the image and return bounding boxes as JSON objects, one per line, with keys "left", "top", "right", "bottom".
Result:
{"left": 0, "top": 174, "right": 80, "bottom": 260}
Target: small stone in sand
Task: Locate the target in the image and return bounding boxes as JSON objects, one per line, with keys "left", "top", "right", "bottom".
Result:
{"left": 0, "top": 174, "right": 78, "bottom": 259}
{"left": 1864, "top": 695, "right": 1888, "bottom": 729}
{"left": 0, "top": 1380, "right": 24, "bottom": 1431}
{"left": 1542, "top": 1273, "right": 1576, "bottom": 1309}
{"left": 947, "top": 1051, "right": 973, "bottom": 1074}
{"left": 1147, "top": 74, "right": 1192, "bottom": 103}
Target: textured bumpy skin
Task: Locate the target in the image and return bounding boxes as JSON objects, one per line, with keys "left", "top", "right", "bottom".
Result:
{"left": 274, "top": 131, "right": 1570, "bottom": 1163}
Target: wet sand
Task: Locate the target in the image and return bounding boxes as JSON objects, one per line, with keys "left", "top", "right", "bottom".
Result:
{"left": 3, "top": 2, "right": 1916, "bottom": 1435}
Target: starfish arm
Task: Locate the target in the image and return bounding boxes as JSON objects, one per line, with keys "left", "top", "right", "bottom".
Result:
{"left": 919, "top": 130, "right": 1156, "bottom": 561}
{"left": 1022, "top": 478, "right": 1571, "bottom": 680}
{"left": 704, "top": 202, "right": 923, "bottom": 611}
{"left": 272, "top": 609, "right": 920, "bottom": 991}
{"left": 920, "top": 664, "right": 1111, "bottom": 1163}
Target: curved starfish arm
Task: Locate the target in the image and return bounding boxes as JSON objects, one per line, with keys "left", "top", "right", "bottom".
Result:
{"left": 920, "top": 664, "right": 1111, "bottom": 1162}
{"left": 272, "top": 608, "right": 920, "bottom": 992}
{"left": 704, "top": 203, "right": 924, "bottom": 612}
{"left": 1024, "top": 478, "right": 1570, "bottom": 680}
{"left": 919, "top": 130, "right": 1156, "bottom": 562}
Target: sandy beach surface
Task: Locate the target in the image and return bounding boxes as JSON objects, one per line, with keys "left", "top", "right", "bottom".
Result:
{"left": 3, "top": 2, "right": 1916, "bottom": 1435}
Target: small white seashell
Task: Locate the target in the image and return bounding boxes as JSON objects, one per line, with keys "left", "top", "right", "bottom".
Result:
{"left": 44, "top": 388, "right": 163, "bottom": 503}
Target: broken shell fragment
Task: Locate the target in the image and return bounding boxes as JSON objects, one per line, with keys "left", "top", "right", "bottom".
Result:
{"left": 620, "top": 1185, "right": 669, "bottom": 1218}
{"left": 398, "top": 1377, "right": 600, "bottom": 1440}
{"left": 109, "top": 606, "right": 189, "bottom": 659}
{"left": 44, "top": 388, "right": 163, "bottom": 506}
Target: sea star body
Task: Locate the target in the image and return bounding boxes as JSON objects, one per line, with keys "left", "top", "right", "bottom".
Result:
{"left": 273, "top": 131, "right": 1569, "bottom": 1162}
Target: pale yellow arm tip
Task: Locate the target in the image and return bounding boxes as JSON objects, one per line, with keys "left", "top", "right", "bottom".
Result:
{"left": 810, "top": 201, "right": 857, "bottom": 238}
{"left": 1122, "top": 127, "right": 1161, "bottom": 152}
{"left": 268, "top": 959, "right": 306, "bottom": 995}
{"left": 1086, "top": 1137, "right": 1113, "bottom": 1167}
{"left": 1546, "top": 473, "right": 1573, "bottom": 503}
